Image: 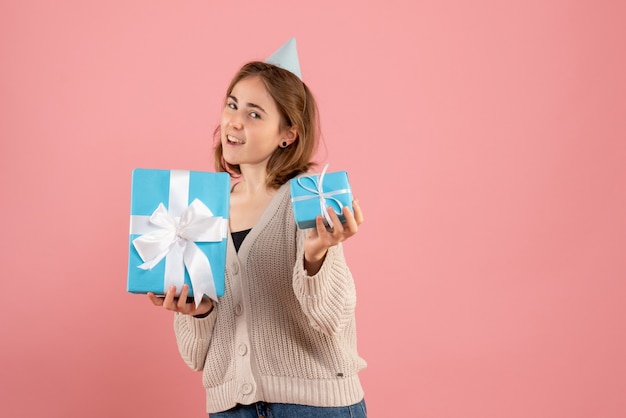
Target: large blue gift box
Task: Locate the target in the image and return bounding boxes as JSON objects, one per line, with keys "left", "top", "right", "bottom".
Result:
{"left": 127, "top": 169, "right": 230, "bottom": 305}
{"left": 289, "top": 170, "right": 353, "bottom": 229}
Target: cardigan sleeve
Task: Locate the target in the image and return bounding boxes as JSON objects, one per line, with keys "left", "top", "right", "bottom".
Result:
{"left": 292, "top": 229, "right": 357, "bottom": 336}
{"left": 173, "top": 310, "right": 217, "bottom": 371}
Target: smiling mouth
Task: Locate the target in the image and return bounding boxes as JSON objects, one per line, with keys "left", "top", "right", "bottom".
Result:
{"left": 227, "top": 134, "right": 244, "bottom": 144}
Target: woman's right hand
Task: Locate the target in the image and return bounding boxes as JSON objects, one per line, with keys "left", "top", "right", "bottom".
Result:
{"left": 148, "top": 284, "right": 214, "bottom": 317}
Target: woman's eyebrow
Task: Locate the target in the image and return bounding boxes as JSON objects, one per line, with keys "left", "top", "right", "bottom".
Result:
{"left": 246, "top": 102, "right": 267, "bottom": 114}
{"left": 227, "top": 95, "right": 267, "bottom": 114}
{"left": 228, "top": 95, "right": 267, "bottom": 114}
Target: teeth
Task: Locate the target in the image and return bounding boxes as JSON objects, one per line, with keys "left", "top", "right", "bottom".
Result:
{"left": 227, "top": 135, "right": 243, "bottom": 144}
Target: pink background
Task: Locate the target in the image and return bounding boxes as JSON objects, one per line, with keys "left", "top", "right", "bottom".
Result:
{"left": 2, "top": 1, "right": 625, "bottom": 417}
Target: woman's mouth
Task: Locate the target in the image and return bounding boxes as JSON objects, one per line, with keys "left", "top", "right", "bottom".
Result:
{"left": 227, "top": 134, "right": 244, "bottom": 144}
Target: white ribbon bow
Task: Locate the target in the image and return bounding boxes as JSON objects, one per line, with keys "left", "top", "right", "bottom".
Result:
{"left": 132, "top": 198, "right": 227, "bottom": 307}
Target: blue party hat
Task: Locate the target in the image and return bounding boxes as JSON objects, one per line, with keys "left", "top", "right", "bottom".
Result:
{"left": 265, "top": 37, "right": 302, "bottom": 80}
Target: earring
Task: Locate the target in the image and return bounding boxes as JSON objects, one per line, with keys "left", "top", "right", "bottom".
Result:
{"left": 282, "top": 141, "right": 288, "bottom": 148}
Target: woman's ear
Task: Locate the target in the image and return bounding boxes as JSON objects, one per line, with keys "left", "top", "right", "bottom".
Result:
{"left": 280, "top": 126, "right": 298, "bottom": 148}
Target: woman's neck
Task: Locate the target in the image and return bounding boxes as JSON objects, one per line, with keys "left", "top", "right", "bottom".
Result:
{"left": 235, "top": 164, "right": 270, "bottom": 196}
{"left": 229, "top": 169, "right": 277, "bottom": 232}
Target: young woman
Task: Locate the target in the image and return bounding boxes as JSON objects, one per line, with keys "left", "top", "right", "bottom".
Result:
{"left": 149, "top": 56, "right": 367, "bottom": 417}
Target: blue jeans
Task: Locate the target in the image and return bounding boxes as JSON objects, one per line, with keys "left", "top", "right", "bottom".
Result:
{"left": 209, "top": 399, "right": 367, "bottom": 417}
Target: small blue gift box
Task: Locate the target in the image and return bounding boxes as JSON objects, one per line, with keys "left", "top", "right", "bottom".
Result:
{"left": 127, "top": 169, "right": 230, "bottom": 304}
{"left": 289, "top": 169, "right": 353, "bottom": 229}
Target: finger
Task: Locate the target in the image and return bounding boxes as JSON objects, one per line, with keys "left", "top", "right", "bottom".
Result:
{"left": 315, "top": 214, "right": 328, "bottom": 237}
{"left": 341, "top": 205, "right": 359, "bottom": 235}
{"left": 148, "top": 292, "right": 164, "bottom": 307}
{"left": 178, "top": 284, "right": 191, "bottom": 312}
{"left": 352, "top": 198, "right": 364, "bottom": 225}
{"left": 326, "top": 207, "right": 345, "bottom": 236}
{"left": 163, "top": 285, "right": 177, "bottom": 310}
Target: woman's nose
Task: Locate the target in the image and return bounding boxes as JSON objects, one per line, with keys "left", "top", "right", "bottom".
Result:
{"left": 227, "top": 112, "right": 243, "bottom": 129}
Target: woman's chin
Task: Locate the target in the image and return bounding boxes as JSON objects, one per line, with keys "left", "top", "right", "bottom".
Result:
{"left": 221, "top": 151, "right": 239, "bottom": 166}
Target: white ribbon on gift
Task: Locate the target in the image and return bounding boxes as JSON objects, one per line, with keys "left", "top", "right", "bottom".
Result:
{"left": 129, "top": 170, "right": 228, "bottom": 307}
{"left": 291, "top": 164, "right": 351, "bottom": 229}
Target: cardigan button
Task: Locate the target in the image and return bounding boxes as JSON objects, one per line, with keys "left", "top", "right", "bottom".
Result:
{"left": 238, "top": 343, "right": 248, "bottom": 356}
{"left": 234, "top": 303, "right": 243, "bottom": 316}
{"left": 241, "top": 382, "right": 253, "bottom": 395}
{"left": 232, "top": 263, "right": 240, "bottom": 275}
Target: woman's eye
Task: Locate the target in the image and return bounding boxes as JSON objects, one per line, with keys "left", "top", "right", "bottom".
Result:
{"left": 227, "top": 102, "right": 237, "bottom": 110}
{"left": 250, "top": 112, "right": 260, "bottom": 119}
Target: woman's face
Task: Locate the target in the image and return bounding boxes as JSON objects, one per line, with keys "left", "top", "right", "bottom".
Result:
{"left": 220, "top": 76, "right": 290, "bottom": 169}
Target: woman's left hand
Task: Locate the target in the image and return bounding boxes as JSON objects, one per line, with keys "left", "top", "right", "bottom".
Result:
{"left": 303, "top": 198, "right": 363, "bottom": 274}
